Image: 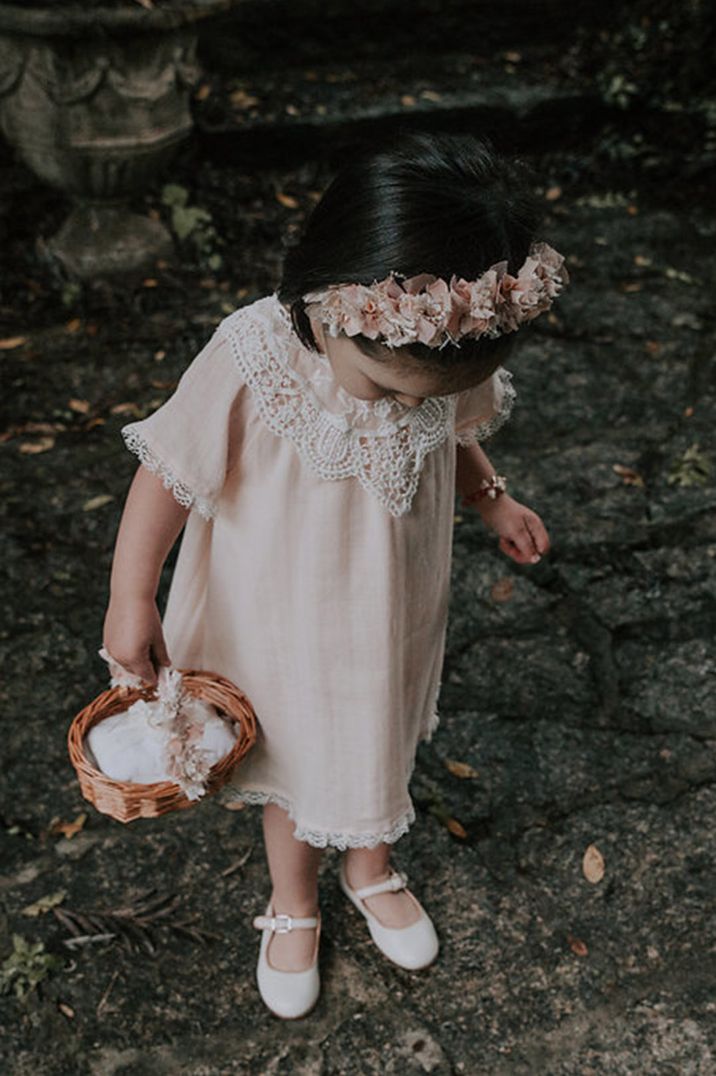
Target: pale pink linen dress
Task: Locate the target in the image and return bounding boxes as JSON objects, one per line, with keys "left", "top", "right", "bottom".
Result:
{"left": 120, "top": 292, "right": 515, "bottom": 849}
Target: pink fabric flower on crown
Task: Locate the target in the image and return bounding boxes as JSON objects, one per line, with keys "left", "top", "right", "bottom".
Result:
{"left": 302, "top": 241, "right": 569, "bottom": 350}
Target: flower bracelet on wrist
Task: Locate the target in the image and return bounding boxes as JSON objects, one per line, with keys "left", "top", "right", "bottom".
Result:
{"left": 461, "top": 474, "right": 508, "bottom": 509}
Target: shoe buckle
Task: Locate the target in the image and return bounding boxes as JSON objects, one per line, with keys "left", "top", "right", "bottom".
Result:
{"left": 272, "top": 913, "right": 293, "bottom": 933}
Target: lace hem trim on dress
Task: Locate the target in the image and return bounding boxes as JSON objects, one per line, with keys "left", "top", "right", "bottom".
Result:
{"left": 121, "top": 427, "right": 218, "bottom": 521}
{"left": 453, "top": 366, "right": 516, "bottom": 447}
{"left": 227, "top": 786, "right": 417, "bottom": 850}
{"left": 216, "top": 299, "right": 460, "bottom": 518}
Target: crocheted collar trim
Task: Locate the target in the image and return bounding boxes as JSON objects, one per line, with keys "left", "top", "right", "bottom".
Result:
{"left": 269, "top": 292, "right": 456, "bottom": 425}
{"left": 215, "top": 294, "right": 460, "bottom": 517}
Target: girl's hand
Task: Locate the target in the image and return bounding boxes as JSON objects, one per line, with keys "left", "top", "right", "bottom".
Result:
{"left": 102, "top": 594, "right": 172, "bottom": 687}
{"left": 472, "top": 493, "right": 550, "bottom": 565}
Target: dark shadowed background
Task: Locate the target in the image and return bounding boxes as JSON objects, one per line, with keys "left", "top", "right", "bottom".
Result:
{"left": 1, "top": 1, "right": 715, "bottom": 1072}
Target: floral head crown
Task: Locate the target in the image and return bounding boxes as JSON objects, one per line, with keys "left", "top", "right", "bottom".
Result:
{"left": 302, "top": 241, "right": 569, "bottom": 351}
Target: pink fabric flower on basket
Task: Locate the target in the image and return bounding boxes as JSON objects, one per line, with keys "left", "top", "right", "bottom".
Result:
{"left": 92, "top": 647, "right": 236, "bottom": 799}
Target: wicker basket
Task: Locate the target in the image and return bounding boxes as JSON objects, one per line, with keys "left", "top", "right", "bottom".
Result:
{"left": 67, "top": 667, "right": 258, "bottom": 823}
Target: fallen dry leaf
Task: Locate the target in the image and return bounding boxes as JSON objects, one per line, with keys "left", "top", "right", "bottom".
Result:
{"left": 445, "top": 759, "right": 479, "bottom": 779}
{"left": 626, "top": 204, "right": 639, "bottom": 215}
{"left": 567, "top": 932, "right": 588, "bottom": 957}
{"left": 83, "top": 494, "right": 114, "bottom": 511}
{"left": 221, "top": 801, "right": 247, "bottom": 811}
{"left": 504, "top": 50, "right": 522, "bottom": 62}
{"left": 230, "top": 88, "right": 260, "bottom": 109}
{"left": 142, "top": 278, "right": 158, "bottom": 288}
{"left": 582, "top": 843, "right": 605, "bottom": 884}
{"left": 276, "top": 192, "right": 299, "bottom": 209}
{"left": 49, "top": 813, "right": 87, "bottom": 840}
{"left": 68, "top": 399, "right": 91, "bottom": 414}
{"left": 58, "top": 1003, "right": 75, "bottom": 1020}
{"left": 109, "top": 402, "right": 142, "bottom": 416}
{"left": 18, "top": 436, "right": 55, "bottom": 454}
{"left": 446, "top": 818, "right": 467, "bottom": 839}
{"left": 634, "top": 254, "right": 652, "bottom": 267}
{"left": 401, "top": 94, "right": 417, "bottom": 107}
{"left": 0, "top": 335, "right": 27, "bottom": 350}
{"left": 65, "top": 318, "right": 82, "bottom": 333}
{"left": 545, "top": 185, "right": 562, "bottom": 201}
{"left": 21, "top": 890, "right": 67, "bottom": 918}
{"left": 620, "top": 282, "right": 642, "bottom": 292}
{"left": 612, "top": 463, "right": 644, "bottom": 487}
{"left": 194, "top": 83, "right": 211, "bottom": 102}
{"left": 490, "top": 578, "right": 514, "bottom": 603}
{"left": 420, "top": 90, "right": 442, "bottom": 102}
{"left": 644, "top": 340, "right": 662, "bottom": 355}
{"left": 683, "top": 406, "right": 694, "bottom": 417}
{"left": 26, "top": 421, "right": 62, "bottom": 433}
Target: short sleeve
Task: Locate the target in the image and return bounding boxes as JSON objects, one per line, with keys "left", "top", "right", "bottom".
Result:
{"left": 453, "top": 366, "right": 516, "bottom": 447}
{"left": 120, "top": 331, "right": 245, "bottom": 521}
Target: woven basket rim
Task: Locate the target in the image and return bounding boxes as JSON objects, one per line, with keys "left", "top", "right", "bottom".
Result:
{"left": 67, "top": 666, "right": 258, "bottom": 820}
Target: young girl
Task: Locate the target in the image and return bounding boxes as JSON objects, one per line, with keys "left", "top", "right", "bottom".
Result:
{"left": 104, "top": 130, "right": 568, "bottom": 1020}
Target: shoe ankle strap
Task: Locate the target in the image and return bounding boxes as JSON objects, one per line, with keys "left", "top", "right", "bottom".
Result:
{"left": 353, "top": 870, "right": 408, "bottom": 900}
{"left": 252, "top": 912, "right": 319, "bottom": 933}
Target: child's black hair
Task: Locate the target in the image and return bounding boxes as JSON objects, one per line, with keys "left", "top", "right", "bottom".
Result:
{"left": 277, "top": 128, "right": 544, "bottom": 384}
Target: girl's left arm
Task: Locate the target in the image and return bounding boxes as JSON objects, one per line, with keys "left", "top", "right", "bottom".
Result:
{"left": 455, "top": 441, "right": 550, "bottom": 565}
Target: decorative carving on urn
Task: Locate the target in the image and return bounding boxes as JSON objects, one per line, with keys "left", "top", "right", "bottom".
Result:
{"left": 0, "top": 1, "right": 237, "bottom": 278}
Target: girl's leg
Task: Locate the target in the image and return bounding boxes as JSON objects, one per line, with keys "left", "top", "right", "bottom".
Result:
{"left": 343, "top": 842, "right": 422, "bottom": 928}
{"left": 262, "top": 802, "right": 323, "bottom": 971}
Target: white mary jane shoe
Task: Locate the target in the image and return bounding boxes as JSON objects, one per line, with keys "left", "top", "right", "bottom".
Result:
{"left": 252, "top": 900, "right": 321, "bottom": 1020}
{"left": 338, "top": 860, "right": 439, "bottom": 970}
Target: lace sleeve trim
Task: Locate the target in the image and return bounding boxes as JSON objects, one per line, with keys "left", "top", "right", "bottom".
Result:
{"left": 121, "top": 426, "right": 218, "bottom": 522}
{"left": 453, "top": 367, "right": 516, "bottom": 447}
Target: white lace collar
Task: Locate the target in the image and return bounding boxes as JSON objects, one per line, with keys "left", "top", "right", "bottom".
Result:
{"left": 216, "top": 293, "right": 460, "bottom": 517}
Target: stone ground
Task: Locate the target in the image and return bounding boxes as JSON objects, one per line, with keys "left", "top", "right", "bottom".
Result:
{"left": 1, "top": 8, "right": 716, "bottom": 1074}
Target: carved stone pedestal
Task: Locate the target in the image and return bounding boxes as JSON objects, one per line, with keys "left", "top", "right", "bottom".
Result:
{"left": 0, "top": 1, "right": 236, "bottom": 279}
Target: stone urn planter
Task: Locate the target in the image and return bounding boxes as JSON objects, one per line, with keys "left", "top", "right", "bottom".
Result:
{"left": 0, "top": 0, "right": 238, "bottom": 278}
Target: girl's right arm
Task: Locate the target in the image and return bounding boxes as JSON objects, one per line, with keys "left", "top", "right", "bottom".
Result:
{"left": 103, "top": 464, "right": 190, "bottom": 686}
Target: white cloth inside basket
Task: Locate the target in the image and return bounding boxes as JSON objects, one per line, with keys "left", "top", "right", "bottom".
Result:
{"left": 87, "top": 653, "right": 238, "bottom": 799}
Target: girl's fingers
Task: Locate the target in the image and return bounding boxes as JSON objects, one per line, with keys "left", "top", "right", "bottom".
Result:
{"left": 498, "top": 535, "right": 534, "bottom": 563}
{"left": 514, "top": 520, "right": 540, "bottom": 560}
{"left": 525, "top": 514, "right": 550, "bottom": 555}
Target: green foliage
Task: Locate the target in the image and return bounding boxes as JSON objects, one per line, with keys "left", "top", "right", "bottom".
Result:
{"left": 598, "top": 71, "right": 640, "bottom": 110}
{"left": 568, "top": 1, "right": 715, "bottom": 113}
{"left": 160, "top": 184, "right": 223, "bottom": 271}
{"left": 667, "top": 443, "right": 712, "bottom": 488}
{"left": 61, "top": 282, "right": 82, "bottom": 309}
{"left": 0, "top": 934, "right": 63, "bottom": 1001}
